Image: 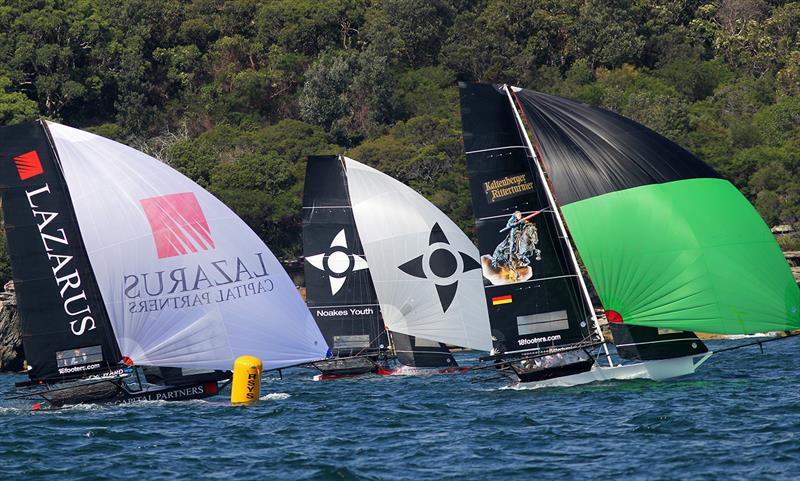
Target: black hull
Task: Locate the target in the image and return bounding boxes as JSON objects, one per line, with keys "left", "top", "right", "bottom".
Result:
{"left": 310, "top": 356, "right": 378, "bottom": 377}
{"left": 512, "top": 358, "right": 595, "bottom": 383}
{"left": 14, "top": 374, "right": 227, "bottom": 410}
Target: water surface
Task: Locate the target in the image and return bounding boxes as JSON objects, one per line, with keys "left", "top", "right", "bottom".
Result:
{"left": 1, "top": 338, "right": 798, "bottom": 480}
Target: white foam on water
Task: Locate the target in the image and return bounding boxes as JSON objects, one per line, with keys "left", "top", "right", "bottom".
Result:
{"left": 0, "top": 405, "right": 25, "bottom": 415}
{"left": 260, "top": 392, "right": 290, "bottom": 401}
{"left": 51, "top": 403, "right": 103, "bottom": 412}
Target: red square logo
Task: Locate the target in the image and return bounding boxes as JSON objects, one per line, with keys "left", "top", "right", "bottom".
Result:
{"left": 14, "top": 151, "right": 44, "bottom": 180}
{"left": 140, "top": 192, "right": 215, "bottom": 259}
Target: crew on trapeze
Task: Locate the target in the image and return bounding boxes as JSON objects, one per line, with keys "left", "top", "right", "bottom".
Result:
{"left": 481, "top": 211, "right": 542, "bottom": 284}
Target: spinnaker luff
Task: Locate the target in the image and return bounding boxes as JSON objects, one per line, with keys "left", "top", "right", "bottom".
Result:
{"left": 0, "top": 120, "right": 328, "bottom": 406}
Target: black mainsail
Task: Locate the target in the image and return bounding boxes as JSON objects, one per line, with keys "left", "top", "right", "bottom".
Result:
{"left": 459, "top": 83, "right": 598, "bottom": 360}
{"left": 0, "top": 121, "right": 122, "bottom": 381}
{"left": 303, "top": 155, "right": 388, "bottom": 362}
{"left": 389, "top": 332, "right": 457, "bottom": 369}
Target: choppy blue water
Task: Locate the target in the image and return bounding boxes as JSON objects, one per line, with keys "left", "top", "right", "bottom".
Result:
{"left": 1, "top": 337, "right": 798, "bottom": 481}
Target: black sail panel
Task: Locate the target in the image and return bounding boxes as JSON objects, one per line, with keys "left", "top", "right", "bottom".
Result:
{"left": 302, "top": 155, "right": 387, "bottom": 357}
{"left": 0, "top": 121, "right": 122, "bottom": 380}
{"left": 459, "top": 83, "right": 594, "bottom": 355}
{"left": 391, "top": 332, "right": 457, "bottom": 368}
{"left": 513, "top": 89, "right": 721, "bottom": 206}
{"left": 610, "top": 324, "right": 708, "bottom": 361}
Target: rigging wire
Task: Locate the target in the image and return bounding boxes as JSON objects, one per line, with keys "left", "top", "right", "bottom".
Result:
{"left": 710, "top": 331, "right": 800, "bottom": 355}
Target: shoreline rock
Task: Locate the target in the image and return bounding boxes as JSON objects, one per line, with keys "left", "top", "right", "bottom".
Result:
{"left": 0, "top": 281, "right": 23, "bottom": 372}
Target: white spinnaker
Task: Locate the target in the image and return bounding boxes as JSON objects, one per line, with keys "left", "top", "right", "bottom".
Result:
{"left": 344, "top": 157, "right": 492, "bottom": 351}
{"left": 47, "top": 122, "right": 328, "bottom": 371}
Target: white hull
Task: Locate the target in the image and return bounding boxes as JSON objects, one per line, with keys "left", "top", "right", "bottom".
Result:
{"left": 511, "top": 352, "right": 713, "bottom": 390}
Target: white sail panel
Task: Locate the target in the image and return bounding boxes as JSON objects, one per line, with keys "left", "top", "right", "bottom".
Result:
{"left": 46, "top": 122, "right": 328, "bottom": 371}
{"left": 344, "top": 157, "right": 492, "bottom": 351}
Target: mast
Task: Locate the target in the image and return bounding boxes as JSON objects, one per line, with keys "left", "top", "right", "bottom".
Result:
{"left": 503, "top": 86, "right": 614, "bottom": 366}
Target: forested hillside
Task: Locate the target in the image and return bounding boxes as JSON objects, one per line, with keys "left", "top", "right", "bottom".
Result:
{"left": 0, "top": 0, "right": 798, "bottom": 271}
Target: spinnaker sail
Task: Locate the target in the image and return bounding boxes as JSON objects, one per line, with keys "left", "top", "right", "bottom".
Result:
{"left": 0, "top": 120, "right": 329, "bottom": 384}
{"left": 344, "top": 156, "right": 493, "bottom": 352}
{"left": 512, "top": 88, "right": 800, "bottom": 335}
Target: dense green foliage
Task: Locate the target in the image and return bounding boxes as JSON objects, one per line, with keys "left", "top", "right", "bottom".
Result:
{"left": 0, "top": 0, "right": 798, "bottom": 260}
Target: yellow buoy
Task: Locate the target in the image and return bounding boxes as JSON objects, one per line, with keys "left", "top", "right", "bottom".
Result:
{"left": 231, "top": 355, "right": 262, "bottom": 404}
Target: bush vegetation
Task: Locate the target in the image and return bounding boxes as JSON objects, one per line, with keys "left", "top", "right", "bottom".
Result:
{"left": 0, "top": 0, "right": 797, "bottom": 270}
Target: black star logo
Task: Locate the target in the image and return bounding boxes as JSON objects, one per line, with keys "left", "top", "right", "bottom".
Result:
{"left": 397, "top": 223, "right": 481, "bottom": 312}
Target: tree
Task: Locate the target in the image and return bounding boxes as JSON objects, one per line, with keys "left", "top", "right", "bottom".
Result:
{"left": 0, "top": 76, "right": 37, "bottom": 125}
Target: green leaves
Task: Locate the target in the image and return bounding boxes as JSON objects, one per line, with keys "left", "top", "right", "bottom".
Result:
{"left": 0, "top": 0, "right": 797, "bottom": 261}
{"left": 164, "top": 120, "right": 334, "bottom": 257}
{"left": 0, "top": 76, "right": 36, "bottom": 125}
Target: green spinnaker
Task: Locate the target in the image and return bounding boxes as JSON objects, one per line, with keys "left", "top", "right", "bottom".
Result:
{"left": 562, "top": 178, "right": 800, "bottom": 334}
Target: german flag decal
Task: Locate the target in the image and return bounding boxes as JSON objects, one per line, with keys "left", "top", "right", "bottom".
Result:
{"left": 492, "top": 295, "right": 512, "bottom": 306}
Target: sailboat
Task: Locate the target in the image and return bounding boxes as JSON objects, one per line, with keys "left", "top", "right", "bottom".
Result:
{"left": 459, "top": 83, "right": 800, "bottom": 387}
{"left": 0, "top": 120, "right": 328, "bottom": 407}
{"left": 302, "top": 155, "right": 492, "bottom": 379}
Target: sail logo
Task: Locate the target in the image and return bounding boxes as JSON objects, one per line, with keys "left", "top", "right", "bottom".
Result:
{"left": 141, "top": 192, "right": 215, "bottom": 259}
{"left": 398, "top": 223, "right": 480, "bottom": 312}
{"left": 483, "top": 172, "right": 534, "bottom": 203}
{"left": 13, "top": 150, "right": 44, "bottom": 180}
{"left": 26, "top": 184, "right": 99, "bottom": 337}
{"left": 306, "top": 229, "right": 368, "bottom": 296}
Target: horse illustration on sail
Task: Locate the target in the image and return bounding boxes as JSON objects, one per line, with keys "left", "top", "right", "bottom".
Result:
{"left": 459, "top": 82, "right": 800, "bottom": 388}
{"left": 482, "top": 209, "right": 543, "bottom": 285}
